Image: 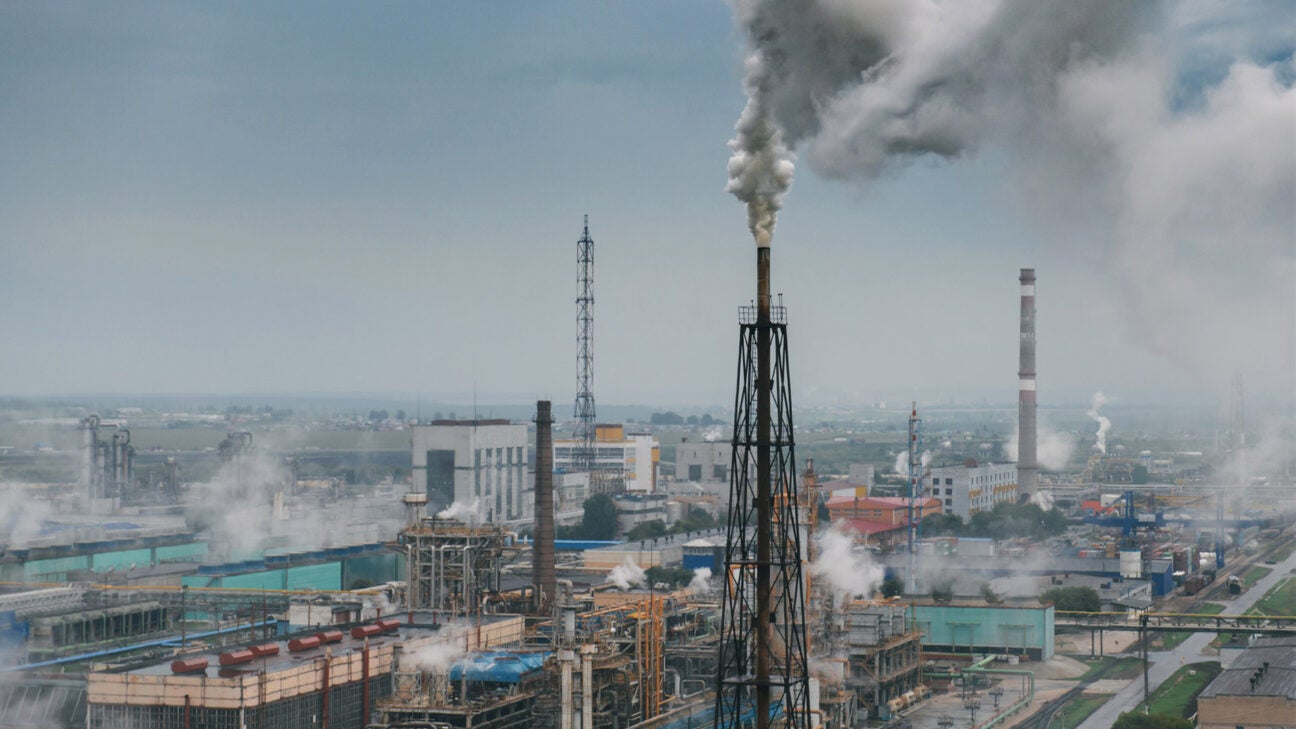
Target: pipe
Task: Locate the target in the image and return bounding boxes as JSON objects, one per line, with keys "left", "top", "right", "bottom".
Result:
{"left": 184, "top": 694, "right": 191, "bottom": 729}
{"left": 363, "top": 639, "right": 371, "bottom": 724}
{"left": 1018, "top": 268, "right": 1038, "bottom": 502}
{"left": 582, "top": 646, "right": 595, "bottom": 729}
{"left": 3, "top": 619, "right": 278, "bottom": 672}
{"left": 322, "top": 648, "right": 331, "bottom": 729}
{"left": 560, "top": 650, "right": 574, "bottom": 729}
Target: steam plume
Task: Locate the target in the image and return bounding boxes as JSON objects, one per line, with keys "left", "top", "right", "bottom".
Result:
{"left": 1087, "top": 391, "right": 1112, "bottom": 454}
{"left": 810, "top": 523, "right": 885, "bottom": 601}
{"left": 436, "top": 499, "right": 479, "bottom": 522}
{"left": 606, "top": 557, "right": 647, "bottom": 591}
{"left": 1004, "top": 421, "right": 1075, "bottom": 470}
{"left": 688, "top": 567, "right": 714, "bottom": 596}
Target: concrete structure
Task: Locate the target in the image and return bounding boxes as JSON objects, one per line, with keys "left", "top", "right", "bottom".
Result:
{"left": 85, "top": 614, "right": 524, "bottom": 729}
{"left": 613, "top": 493, "right": 669, "bottom": 533}
{"left": 837, "top": 602, "right": 924, "bottom": 719}
{"left": 553, "top": 424, "right": 659, "bottom": 494}
{"left": 927, "top": 460, "right": 1018, "bottom": 520}
{"left": 1196, "top": 636, "right": 1296, "bottom": 729}
{"left": 910, "top": 599, "right": 1054, "bottom": 660}
{"left": 1018, "top": 268, "right": 1038, "bottom": 501}
{"left": 674, "top": 441, "right": 729, "bottom": 484}
{"left": 411, "top": 419, "right": 529, "bottom": 522}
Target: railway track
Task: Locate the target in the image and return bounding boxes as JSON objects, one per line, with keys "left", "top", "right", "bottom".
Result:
{"left": 1014, "top": 659, "right": 1122, "bottom": 729}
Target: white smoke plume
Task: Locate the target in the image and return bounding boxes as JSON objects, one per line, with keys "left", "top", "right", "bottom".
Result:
{"left": 1004, "top": 421, "right": 1077, "bottom": 471}
{"left": 1087, "top": 392, "right": 1112, "bottom": 454}
{"left": 892, "top": 449, "right": 931, "bottom": 477}
{"left": 436, "top": 499, "right": 480, "bottom": 522}
{"left": 405, "top": 622, "right": 472, "bottom": 673}
{"left": 811, "top": 523, "right": 885, "bottom": 601}
{"left": 606, "top": 557, "right": 647, "bottom": 591}
{"left": 0, "top": 484, "right": 55, "bottom": 548}
{"left": 727, "top": 0, "right": 1295, "bottom": 394}
{"left": 688, "top": 567, "right": 714, "bottom": 596}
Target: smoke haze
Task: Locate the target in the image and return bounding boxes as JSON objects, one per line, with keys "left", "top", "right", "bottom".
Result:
{"left": 729, "top": 0, "right": 1295, "bottom": 392}
{"left": 811, "top": 523, "right": 885, "bottom": 601}
{"left": 1087, "top": 391, "right": 1113, "bottom": 454}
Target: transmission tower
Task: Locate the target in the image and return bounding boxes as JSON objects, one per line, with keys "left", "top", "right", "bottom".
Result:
{"left": 715, "top": 247, "right": 811, "bottom": 729}
{"left": 574, "top": 216, "right": 596, "bottom": 475}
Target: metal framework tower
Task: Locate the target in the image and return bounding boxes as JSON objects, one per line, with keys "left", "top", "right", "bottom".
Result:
{"left": 574, "top": 216, "right": 597, "bottom": 475}
{"left": 715, "top": 245, "right": 811, "bottom": 729}
{"left": 906, "top": 403, "right": 924, "bottom": 594}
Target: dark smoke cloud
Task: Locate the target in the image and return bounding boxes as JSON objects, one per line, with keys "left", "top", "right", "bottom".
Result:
{"left": 728, "top": 0, "right": 1296, "bottom": 396}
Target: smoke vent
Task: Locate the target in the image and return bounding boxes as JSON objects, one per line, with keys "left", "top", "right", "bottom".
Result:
{"left": 533, "top": 400, "right": 556, "bottom": 615}
{"left": 1017, "top": 268, "right": 1038, "bottom": 501}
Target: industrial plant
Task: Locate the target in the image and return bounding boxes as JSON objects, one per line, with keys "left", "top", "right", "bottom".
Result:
{"left": 1, "top": 238, "right": 1293, "bottom": 729}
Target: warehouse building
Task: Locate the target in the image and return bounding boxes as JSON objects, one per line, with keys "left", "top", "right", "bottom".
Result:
{"left": 1196, "top": 636, "right": 1296, "bottom": 729}
{"left": 910, "top": 599, "right": 1055, "bottom": 660}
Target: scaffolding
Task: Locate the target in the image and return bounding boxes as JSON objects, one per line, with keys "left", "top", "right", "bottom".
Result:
{"left": 401, "top": 518, "right": 507, "bottom": 616}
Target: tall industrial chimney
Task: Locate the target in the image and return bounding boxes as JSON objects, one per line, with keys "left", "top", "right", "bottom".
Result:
{"left": 1017, "top": 268, "right": 1038, "bottom": 502}
{"left": 533, "top": 400, "right": 556, "bottom": 615}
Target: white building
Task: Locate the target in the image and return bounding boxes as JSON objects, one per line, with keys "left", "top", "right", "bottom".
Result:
{"left": 411, "top": 419, "right": 530, "bottom": 522}
{"left": 927, "top": 460, "right": 1019, "bottom": 520}
{"left": 554, "top": 424, "right": 659, "bottom": 494}
{"left": 675, "top": 441, "right": 730, "bottom": 484}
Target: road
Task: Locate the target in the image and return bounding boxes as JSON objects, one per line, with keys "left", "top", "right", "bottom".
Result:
{"left": 1076, "top": 547, "right": 1296, "bottom": 729}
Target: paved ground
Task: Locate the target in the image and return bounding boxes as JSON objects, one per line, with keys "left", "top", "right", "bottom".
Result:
{"left": 1075, "top": 547, "right": 1296, "bottom": 729}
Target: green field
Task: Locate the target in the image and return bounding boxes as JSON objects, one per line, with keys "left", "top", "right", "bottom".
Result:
{"left": 1250, "top": 576, "right": 1296, "bottom": 617}
{"left": 1240, "top": 565, "right": 1273, "bottom": 586}
{"left": 1136, "top": 661, "right": 1221, "bottom": 718}
{"left": 1070, "top": 656, "right": 1145, "bottom": 681}
{"left": 1051, "top": 693, "right": 1111, "bottom": 729}
{"left": 1267, "top": 541, "right": 1295, "bottom": 563}
{"left": 1156, "top": 602, "right": 1224, "bottom": 650}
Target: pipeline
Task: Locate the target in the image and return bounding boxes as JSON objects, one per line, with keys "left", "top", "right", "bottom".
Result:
{"left": 922, "top": 656, "right": 1036, "bottom": 729}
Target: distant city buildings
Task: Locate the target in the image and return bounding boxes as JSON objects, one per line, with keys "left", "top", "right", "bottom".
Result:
{"left": 553, "top": 423, "right": 659, "bottom": 494}
{"left": 927, "top": 460, "right": 1018, "bottom": 520}
{"left": 410, "top": 419, "right": 530, "bottom": 522}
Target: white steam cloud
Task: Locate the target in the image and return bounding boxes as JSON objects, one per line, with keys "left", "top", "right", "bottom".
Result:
{"left": 405, "top": 622, "right": 471, "bottom": 673}
{"left": 1004, "top": 421, "right": 1076, "bottom": 471}
{"left": 727, "top": 0, "right": 1295, "bottom": 393}
{"left": 606, "top": 557, "right": 647, "bottom": 591}
{"left": 892, "top": 449, "right": 931, "bottom": 477}
{"left": 1087, "top": 392, "right": 1113, "bottom": 454}
{"left": 689, "top": 567, "right": 714, "bottom": 596}
{"left": 436, "top": 499, "right": 480, "bottom": 522}
{"left": 811, "top": 523, "right": 885, "bottom": 602}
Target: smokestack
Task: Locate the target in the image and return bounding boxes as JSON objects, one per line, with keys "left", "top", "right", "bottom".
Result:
{"left": 1018, "top": 268, "right": 1038, "bottom": 501}
{"left": 533, "top": 401, "right": 556, "bottom": 616}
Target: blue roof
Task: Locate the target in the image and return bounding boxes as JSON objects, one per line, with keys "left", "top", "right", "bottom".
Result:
{"left": 449, "top": 651, "right": 550, "bottom": 683}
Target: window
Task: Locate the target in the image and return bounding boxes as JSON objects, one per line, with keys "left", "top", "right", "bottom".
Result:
{"left": 945, "top": 478, "right": 953, "bottom": 485}
{"left": 932, "top": 478, "right": 939, "bottom": 486}
{"left": 945, "top": 499, "right": 952, "bottom": 506}
{"left": 945, "top": 488, "right": 953, "bottom": 495}
{"left": 713, "top": 464, "right": 727, "bottom": 480}
{"left": 688, "top": 465, "right": 702, "bottom": 480}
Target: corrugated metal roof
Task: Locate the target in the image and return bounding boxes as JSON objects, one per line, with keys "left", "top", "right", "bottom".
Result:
{"left": 1200, "top": 636, "right": 1296, "bottom": 699}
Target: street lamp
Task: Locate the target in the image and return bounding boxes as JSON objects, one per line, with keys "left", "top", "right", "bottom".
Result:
{"left": 964, "top": 695, "right": 981, "bottom": 725}
{"left": 989, "top": 686, "right": 1004, "bottom": 709}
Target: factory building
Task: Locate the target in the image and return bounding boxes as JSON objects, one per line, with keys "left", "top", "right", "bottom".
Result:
{"left": 411, "top": 419, "right": 530, "bottom": 522}
{"left": 673, "top": 441, "right": 729, "bottom": 484}
{"left": 1196, "top": 636, "right": 1296, "bottom": 729}
{"left": 833, "top": 601, "right": 925, "bottom": 719}
{"left": 826, "top": 495, "right": 941, "bottom": 524}
{"left": 927, "top": 460, "right": 1019, "bottom": 520}
{"left": 85, "top": 614, "right": 525, "bottom": 729}
{"left": 553, "top": 424, "right": 659, "bottom": 494}
{"left": 910, "top": 599, "right": 1055, "bottom": 660}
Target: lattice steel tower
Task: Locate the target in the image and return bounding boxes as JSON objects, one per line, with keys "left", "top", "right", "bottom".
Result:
{"left": 574, "top": 216, "right": 596, "bottom": 475}
{"left": 715, "top": 245, "right": 811, "bottom": 729}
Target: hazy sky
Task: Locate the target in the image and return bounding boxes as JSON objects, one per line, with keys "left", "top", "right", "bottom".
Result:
{"left": 2, "top": 1, "right": 1293, "bottom": 412}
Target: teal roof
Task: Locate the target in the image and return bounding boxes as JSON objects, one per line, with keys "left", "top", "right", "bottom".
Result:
{"left": 449, "top": 651, "right": 550, "bottom": 683}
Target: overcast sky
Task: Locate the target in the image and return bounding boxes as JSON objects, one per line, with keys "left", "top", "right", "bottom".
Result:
{"left": 1, "top": 1, "right": 1292, "bottom": 413}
